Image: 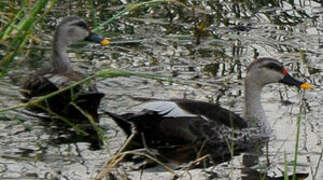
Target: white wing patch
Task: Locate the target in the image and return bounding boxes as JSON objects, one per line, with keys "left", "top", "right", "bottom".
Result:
{"left": 133, "top": 101, "right": 198, "bottom": 117}
{"left": 46, "top": 74, "right": 71, "bottom": 87}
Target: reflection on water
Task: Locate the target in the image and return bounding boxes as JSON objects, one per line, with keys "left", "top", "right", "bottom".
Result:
{"left": 0, "top": 0, "right": 322, "bottom": 179}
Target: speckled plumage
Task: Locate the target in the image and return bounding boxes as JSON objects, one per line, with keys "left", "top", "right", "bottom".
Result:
{"left": 107, "top": 58, "right": 310, "bottom": 165}
{"left": 107, "top": 104, "right": 267, "bottom": 164}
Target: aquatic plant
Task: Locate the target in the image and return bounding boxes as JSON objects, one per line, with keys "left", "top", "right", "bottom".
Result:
{"left": 0, "top": 0, "right": 55, "bottom": 77}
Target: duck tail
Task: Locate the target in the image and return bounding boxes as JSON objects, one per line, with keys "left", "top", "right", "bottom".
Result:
{"left": 104, "top": 111, "right": 133, "bottom": 136}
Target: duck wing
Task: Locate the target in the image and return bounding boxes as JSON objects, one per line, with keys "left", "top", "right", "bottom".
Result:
{"left": 106, "top": 110, "right": 206, "bottom": 163}
{"left": 106, "top": 110, "right": 265, "bottom": 164}
{"left": 174, "top": 99, "right": 248, "bottom": 128}
{"left": 21, "top": 69, "right": 104, "bottom": 123}
{"left": 133, "top": 99, "right": 248, "bottom": 129}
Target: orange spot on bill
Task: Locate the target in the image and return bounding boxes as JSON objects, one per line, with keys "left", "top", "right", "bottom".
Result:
{"left": 300, "top": 83, "right": 312, "bottom": 90}
{"left": 100, "top": 38, "right": 110, "bottom": 46}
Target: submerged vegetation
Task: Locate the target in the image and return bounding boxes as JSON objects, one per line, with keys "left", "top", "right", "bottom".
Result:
{"left": 0, "top": 0, "right": 320, "bottom": 179}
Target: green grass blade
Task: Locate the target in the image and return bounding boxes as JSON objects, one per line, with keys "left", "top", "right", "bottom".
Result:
{"left": 0, "top": 0, "right": 53, "bottom": 76}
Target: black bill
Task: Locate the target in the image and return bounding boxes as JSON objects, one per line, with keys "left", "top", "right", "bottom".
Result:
{"left": 85, "top": 32, "right": 110, "bottom": 45}
{"left": 280, "top": 74, "right": 312, "bottom": 89}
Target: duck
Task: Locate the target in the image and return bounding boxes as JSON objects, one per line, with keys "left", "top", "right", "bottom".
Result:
{"left": 20, "top": 16, "right": 109, "bottom": 125}
{"left": 106, "top": 57, "right": 312, "bottom": 165}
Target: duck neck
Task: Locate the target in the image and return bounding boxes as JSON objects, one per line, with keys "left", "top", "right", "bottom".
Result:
{"left": 244, "top": 78, "right": 271, "bottom": 134}
{"left": 52, "top": 35, "right": 72, "bottom": 73}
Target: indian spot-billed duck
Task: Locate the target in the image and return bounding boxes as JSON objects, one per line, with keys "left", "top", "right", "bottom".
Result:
{"left": 106, "top": 57, "right": 312, "bottom": 165}
{"left": 21, "top": 16, "right": 109, "bottom": 127}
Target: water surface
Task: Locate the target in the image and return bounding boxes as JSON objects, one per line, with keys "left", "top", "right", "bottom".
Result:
{"left": 0, "top": 1, "right": 322, "bottom": 179}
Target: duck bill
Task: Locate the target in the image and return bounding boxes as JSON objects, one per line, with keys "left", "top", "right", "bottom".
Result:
{"left": 280, "top": 73, "right": 312, "bottom": 90}
{"left": 85, "top": 32, "right": 110, "bottom": 45}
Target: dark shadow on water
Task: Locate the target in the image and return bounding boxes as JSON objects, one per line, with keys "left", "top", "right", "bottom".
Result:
{"left": 36, "top": 117, "right": 104, "bottom": 151}
{"left": 241, "top": 154, "right": 309, "bottom": 180}
{"left": 241, "top": 167, "right": 309, "bottom": 180}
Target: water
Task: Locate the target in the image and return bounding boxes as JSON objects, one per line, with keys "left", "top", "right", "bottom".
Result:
{"left": 0, "top": 0, "right": 322, "bottom": 179}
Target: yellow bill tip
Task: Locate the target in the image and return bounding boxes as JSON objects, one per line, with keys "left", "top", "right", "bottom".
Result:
{"left": 300, "top": 83, "right": 312, "bottom": 90}
{"left": 100, "top": 38, "right": 110, "bottom": 46}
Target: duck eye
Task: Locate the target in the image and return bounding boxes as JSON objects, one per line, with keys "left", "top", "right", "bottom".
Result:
{"left": 73, "top": 21, "right": 88, "bottom": 30}
{"left": 268, "top": 64, "right": 276, "bottom": 70}
{"left": 263, "top": 63, "right": 283, "bottom": 72}
{"left": 282, "top": 68, "right": 288, "bottom": 75}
